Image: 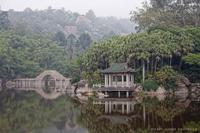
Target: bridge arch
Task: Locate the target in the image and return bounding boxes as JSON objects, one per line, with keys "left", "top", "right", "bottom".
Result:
{"left": 35, "top": 70, "right": 71, "bottom": 91}
{"left": 36, "top": 70, "right": 67, "bottom": 81}
{"left": 12, "top": 70, "right": 71, "bottom": 99}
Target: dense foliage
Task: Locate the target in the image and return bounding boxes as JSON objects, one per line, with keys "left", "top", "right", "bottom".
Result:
{"left": 183, "top": 53, "right": 200, "bottom": 65}
{"left": 1, "top": 3, "right": 200, "bottom": 85}
{"left": 80, "top": 27, "right": 199, "bottom": 84}
{"left": 131, "top": 0, "right": 200, "bottom": 31}
{"left": 0, "top": 30, "right": 79, "bottom": 79}
{"left": 182, "top": 53, "right": 200, "bottom": 82}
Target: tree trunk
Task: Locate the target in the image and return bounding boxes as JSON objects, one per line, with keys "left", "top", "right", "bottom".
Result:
{"left": 151, "top": 58, "right": 154, "bottom": 73}
{"left": 161, "top": 56, "right": 164, "bottom": 67}
{"left": 154, "top": 59, "right": 157, "bottom": 72}
{"left": 179, "top": 56, "right": 183, "bottom": 70}
{"left": 142, "top": 60, "right": 145, "bottom": 82}
{"left": 143, "top": 104, "right": 146, "bottom": 127}
{"left": 133, "top": 59, "right": 136, "bottom": 69}
{"left": 169, "top": 56, "right": 172, "bottom": 66}
{"left": 147, "top": 61, "right": 149, "bottom": 75}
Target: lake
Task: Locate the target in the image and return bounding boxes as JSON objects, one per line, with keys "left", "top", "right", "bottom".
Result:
{"left": 0, "top": 89, "right": 199, "bottom": 133}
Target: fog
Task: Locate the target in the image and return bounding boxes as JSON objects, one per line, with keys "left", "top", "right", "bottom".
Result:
{"left": 0, "top": 0, "right": 145, "bottom": 18}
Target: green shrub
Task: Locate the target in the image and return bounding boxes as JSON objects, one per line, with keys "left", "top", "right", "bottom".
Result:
{"left": 155, "top": 66, "right": 178, "bottom": 91}
{"left": 142, "top": 79, "right": 159, "bottom": 91}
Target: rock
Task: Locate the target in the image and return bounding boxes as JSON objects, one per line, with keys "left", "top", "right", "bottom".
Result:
{"left": 191, "top": 93, "right": 197, "bottom": 98}
{"left": 175, "top": 76, "right": 189, "bottom": 95}
{"left": 175, "top": 86, "right": 188, "bottom": 95}
{"left": 190, "top": 86, "right": 197, "bottom": 93}
{"left": 156, "top": 87, "right": 166, "bottom": 94}
{"left": 135, "top": 85, "right": 142, "bottom": 92}
{"left": 156, "top": 94, "right": 166, "bottom": 101}
{"left": 189, "top": 83, "right": 200, "bottom": 95}
{"left": 78, "top": 80, "right": 87, "bottom": 88}
{"left": 180, "top": 76, "right": 191, "bottom": 86}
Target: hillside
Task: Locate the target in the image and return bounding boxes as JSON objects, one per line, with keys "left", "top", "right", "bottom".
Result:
{"left": 7, "top": 8, "right": 136, "bottom": 40}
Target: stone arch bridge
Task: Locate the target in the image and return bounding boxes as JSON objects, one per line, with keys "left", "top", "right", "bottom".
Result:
{"left": 7, "top": 70, "right": 72, "bottom": 99}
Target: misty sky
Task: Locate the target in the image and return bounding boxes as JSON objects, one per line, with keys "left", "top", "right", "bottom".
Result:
{"left": 0, "top": 0, "right": 145, "bottom": 18}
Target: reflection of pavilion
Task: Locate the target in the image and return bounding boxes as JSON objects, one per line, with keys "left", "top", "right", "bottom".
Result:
{"left": 93, "top": 98, "right": 137, "bottom": 114}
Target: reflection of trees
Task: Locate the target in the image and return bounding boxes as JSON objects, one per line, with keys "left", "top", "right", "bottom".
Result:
{"left": 128, "top": 96, "right": 187, "bottom": 132}
{"left": 76, "top": 96, "right": 198, "bottom": 133}
{"left": 0, "top": 91, "right": 199, "bottom": 133}
{"left": 0, "top": 90, "right": 77, "bottom": 133}
{"left": 182, "top": 101, "right": 200, "bottom": 133}
{"left": 154, "top": 96, "right": 185, "bottom": 122}
{"left": 184, "top": 121, "right": 200, "bottom": 133}
{"left": 146, "top": 96, "right": 185, "bottom": 129}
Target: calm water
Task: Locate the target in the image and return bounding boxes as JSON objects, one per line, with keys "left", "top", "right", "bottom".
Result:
{"left": 0, "top": 89, "right": 199, "bottom": 133}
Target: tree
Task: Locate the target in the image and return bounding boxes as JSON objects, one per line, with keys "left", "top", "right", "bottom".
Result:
{"left": 183, "top": 53, "right": 200, "bottom": 65}
{"left": 53, "top": 31, "right": 66, "bottom": 46}
{"left": 131, "top": 0, "right": 200, "bottom": 31}
{"left": 79, "top": 33, "right": 92, "bottom": 50}
{"left": 155, "top": 66, "right": 178, "bottom": 90}
{"left": 182, "top": 53, "right": 200, "bottom": 82}
{"left": 81, "top": 28, "right": 194, "bottom": 83}
{"left": 85, "top": 10, "right": 96, "bottom": 22}
{"left": 67, "top": 34, "right": 78, "bottom": 61}
{"left": 0, "top": 30, "right": 78, "bottom": 79}
{"left": 0, "top": 11, "right": 10, "bottom": 30}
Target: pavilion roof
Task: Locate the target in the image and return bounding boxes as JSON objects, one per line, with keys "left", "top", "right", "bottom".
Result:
{"left": 101, "top": 63, "right": 137, "bottom": 74}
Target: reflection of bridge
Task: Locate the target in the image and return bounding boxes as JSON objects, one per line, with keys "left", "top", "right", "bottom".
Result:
{"left": 9, "top": 70, "right": 71, "bottom": 99}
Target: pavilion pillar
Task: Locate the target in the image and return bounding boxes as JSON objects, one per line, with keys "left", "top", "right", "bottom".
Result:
{"left": 126, "top": 91, "right": 129, "bottom": 98}
{"left": 131, "top": 74, "right": 134, "bottom": 85}
{"left": 109, "top": 74, "right": 112, "bottom": 87}
{"left": 132, "top": 104, "right": 135, "bottom": 111}
{"left": 118, "top": 91, "right": 121, "bottom": 98}
{"left": 105, "top": 74, "right": 108, "bottom": 87}
{"left": 115, "top": 75, "right": 117, "bottom": 87}
{"left": 126, "top": 74, "right": 129, "bottom": 87}
{"left": 105, "top": 91, "right": 108, "bottom": 95}
{"left": 122, "top": 104, "right": 125, "bottom": 114}
{"left": 122, "top": 75, "right": 124, "bottom": 87}
{"left": 105, "top": 101, "right": 108, "bottom": 113}
{"left": 109, "top": 101, "right": 112, "bottom": 114}
{"left": 127, "top": 102, "right": 130, "bottom": 114}
{"left": 130, "top": 103, "right": 135, "bottom": 112}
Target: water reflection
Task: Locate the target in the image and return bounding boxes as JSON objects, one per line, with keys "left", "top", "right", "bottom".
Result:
{"left": 93, "top": 99, "right": 137, "bottom": 114}
{"left": 78, "top": 95, "right": 200, "bottom": 133}
{"left": 0, "top": 88, "right": 199, "bottom": 133}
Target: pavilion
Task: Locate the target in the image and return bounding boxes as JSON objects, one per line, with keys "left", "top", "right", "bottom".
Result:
{"left": 94, "top": 63, "right": 138, "bottom": 98}
{"left": 101, "top": 63, "right": 136, "bottom": 88}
